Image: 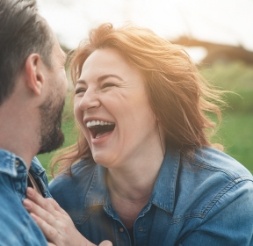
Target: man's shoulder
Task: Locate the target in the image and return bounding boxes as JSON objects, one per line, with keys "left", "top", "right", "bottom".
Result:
{"left": 0, "top": 200, "right": 47, "bottom": 245}
{"left": 0, "top": 149, "right": 17, "bottom": 176}
{"left": 0, "top": 179, "right": 47, "bottom": 245}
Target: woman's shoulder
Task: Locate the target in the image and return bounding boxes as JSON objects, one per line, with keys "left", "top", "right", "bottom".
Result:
{"left": 49, "top": 158, "right": 96, "bottom": 192}
{"left": 71, "top": 158, "right": 97, "bottom": 176}
{"left": 48, "top": 158, "right": 98, "bottom": 215}
{"left": 176, "top": 146, "right": 253, "bottom": 205}
{"left": 173, "top": 147, "right": 253, "bottom": 223}
{"left": 191, "top": 147, "right": 253, "bottom": 180}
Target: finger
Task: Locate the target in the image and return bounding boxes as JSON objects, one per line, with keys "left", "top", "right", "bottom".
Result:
{"left": 99, "top": 240, "right": 113, "bottom": 246}
{"left": 23, "top": 199, "right": 57, "bottom": 227}
{"left": 26, "top": 188, "right": 58, "bottom": 211}
{"left": 26, "top": 188, "right": 54, "bottom": 212}
{"left": 31, "top": 213, "right": 59, "bottom": 243}
{"left": 26, "top": 188, "right": 66, "bottom": 215}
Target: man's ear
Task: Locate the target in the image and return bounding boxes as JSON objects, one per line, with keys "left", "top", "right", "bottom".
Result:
{"left": 24, "top": 54, "right": 46, "bottom": 95}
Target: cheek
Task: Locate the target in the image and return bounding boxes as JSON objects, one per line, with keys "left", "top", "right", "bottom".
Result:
{"left": 74, "top": 108, "right": 86, "bottom": 137}
{"left": 73, "top": 102, "right": 82, "bottom": 123}
{"left": 57, "top": 70, "right": 68, "bottom": 91}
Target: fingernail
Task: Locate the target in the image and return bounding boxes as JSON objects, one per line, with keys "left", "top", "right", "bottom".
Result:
{"left": 27, "top": 187, "right": 34, "bottom": 197}
{"left": 23, "top": 199, "right": 31, "bottom": 209}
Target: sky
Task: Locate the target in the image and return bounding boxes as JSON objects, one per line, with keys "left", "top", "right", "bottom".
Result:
{"left": 37, "top": 0, "right": 253, "bottom": 61}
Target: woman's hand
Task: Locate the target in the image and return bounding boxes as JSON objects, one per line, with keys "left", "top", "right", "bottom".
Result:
{"left": 23, "top": 187, "right": 112, "bottom": 246}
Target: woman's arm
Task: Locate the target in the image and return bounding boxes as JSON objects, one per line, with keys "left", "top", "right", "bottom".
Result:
{"left": 23, "top": 187, "right": 112, "bottom": 246}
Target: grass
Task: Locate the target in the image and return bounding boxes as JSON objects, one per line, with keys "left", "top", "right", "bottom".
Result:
{"left": 212, "top": 112, "right": 253, "bottom": 173}
{"left": 38, "top": 61, "right": 253, "bottom": 175}
{"left": 201, "top": 61, "right": 253, "bottom": 113}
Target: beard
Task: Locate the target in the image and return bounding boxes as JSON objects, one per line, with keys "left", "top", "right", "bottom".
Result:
{"left": 38, "top": 96, "right": 65, "bottom": 154}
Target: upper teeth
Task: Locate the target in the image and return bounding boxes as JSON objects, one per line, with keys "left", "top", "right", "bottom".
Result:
{"left": 86, "top": 120, "right": 114, "bottom": 128}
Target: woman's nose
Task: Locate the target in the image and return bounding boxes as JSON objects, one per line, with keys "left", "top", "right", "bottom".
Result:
{"left": 77, "top": 89, "right": 101, "bottom": 111}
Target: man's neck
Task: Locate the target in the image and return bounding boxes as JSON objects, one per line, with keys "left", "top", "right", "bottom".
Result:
{"left": 0, "top": 109, "right": 39, "bottom": 169}
{"left": 0, "top": 144, "right": 34, "bottom": 168}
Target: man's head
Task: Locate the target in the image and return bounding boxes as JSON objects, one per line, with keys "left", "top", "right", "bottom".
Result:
{"left": 37, "top": 36, "right": 67, "bottom": 154}
{"left": 0, "top": 0, "right": 53, "bottom": 105}
{"left": 0, "top": 0, "right": 68, "bottom": 156}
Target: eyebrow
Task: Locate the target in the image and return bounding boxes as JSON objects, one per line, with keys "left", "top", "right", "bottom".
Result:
{"left": 76, "top": 74, "right": 124, "bottom": 85}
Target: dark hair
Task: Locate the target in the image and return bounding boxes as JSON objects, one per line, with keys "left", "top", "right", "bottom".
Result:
{"left": 0, "top": 0, "right": 54, "bottom": 105}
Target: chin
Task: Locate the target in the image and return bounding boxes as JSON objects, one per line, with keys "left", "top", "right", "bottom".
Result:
{"left": 38, "top": 129, "right": 64, "bottom": 154}
{"left": 92, "top": 154, "right": 113, "bottom": 168}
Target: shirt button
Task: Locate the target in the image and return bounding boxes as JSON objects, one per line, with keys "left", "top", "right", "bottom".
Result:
{"left": 119, "top": 227, "right": 124, "bottom": 233}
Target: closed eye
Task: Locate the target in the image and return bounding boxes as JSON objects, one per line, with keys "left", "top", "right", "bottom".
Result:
{"left": 75, "top": 87, "right": 87, "bottom": 95}
{"left": 101, "top": 82, "right": 117, "bottom": 90}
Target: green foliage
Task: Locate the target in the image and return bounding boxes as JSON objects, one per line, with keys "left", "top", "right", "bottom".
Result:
{"left": 201, "top": 61, "right": 253, "bottom": 112}
{"left": 212, "top": 112, "right": 253, "bottom": 173}
{"left": 201, "top": 61, "right": 253, "bottom": 172}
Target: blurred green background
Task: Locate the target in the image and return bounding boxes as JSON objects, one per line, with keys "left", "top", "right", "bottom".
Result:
{"left": 38, "top": 61, "right": 253, "bottom": 177}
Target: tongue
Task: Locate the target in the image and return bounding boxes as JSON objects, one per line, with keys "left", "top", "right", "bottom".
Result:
{"left": 91, "top": 125, "right": 115, "bottom": 139}
{"left": 95, "top": 131, "right": 111, "bottom": 139}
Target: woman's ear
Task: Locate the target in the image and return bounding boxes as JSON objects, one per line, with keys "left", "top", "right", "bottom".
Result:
{"left": 24, "top": 53, "right": 45, "bottom": 95}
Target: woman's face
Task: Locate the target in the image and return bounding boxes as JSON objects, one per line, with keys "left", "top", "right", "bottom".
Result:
{"left": 74, "top": 48, "right": 161, "bottom": 168}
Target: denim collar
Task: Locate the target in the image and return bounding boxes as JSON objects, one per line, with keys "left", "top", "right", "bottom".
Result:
{"left": 83, "top": 148, "right": 180, "bottom": 214}
{"left": 0, "top": 149, "right": 24, "bottom": 177}
{"left": 151, "top": 148, "right": 180, "bottom": 213}
{"left": 0, "top": 149, "right": 46, "bottom": 177}
{"left": 84, "top": 164, "right": 108, "bottom": 208}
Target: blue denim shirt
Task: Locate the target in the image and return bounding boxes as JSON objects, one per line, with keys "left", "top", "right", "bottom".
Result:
{"left": 0, "top": 149, "right": 50, "bottom": 245}
{"left": 50, "top": 147, "right": 253, "bottom": 246}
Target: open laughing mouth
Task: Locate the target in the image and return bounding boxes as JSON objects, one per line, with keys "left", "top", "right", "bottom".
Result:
{"left": 86, "top": 120, "right": 115, "bottom": 139}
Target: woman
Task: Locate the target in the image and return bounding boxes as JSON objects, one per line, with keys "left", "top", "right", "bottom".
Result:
{"left": 25, "top": 23, "right": 253, "bottom": 245}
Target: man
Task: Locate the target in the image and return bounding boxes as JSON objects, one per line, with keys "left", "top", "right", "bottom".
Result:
{"left": 0, "top": 1, "right": 112, "bottom": 245}
{"left": 0, "top": 0, "right": 68, "bottom": 244}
